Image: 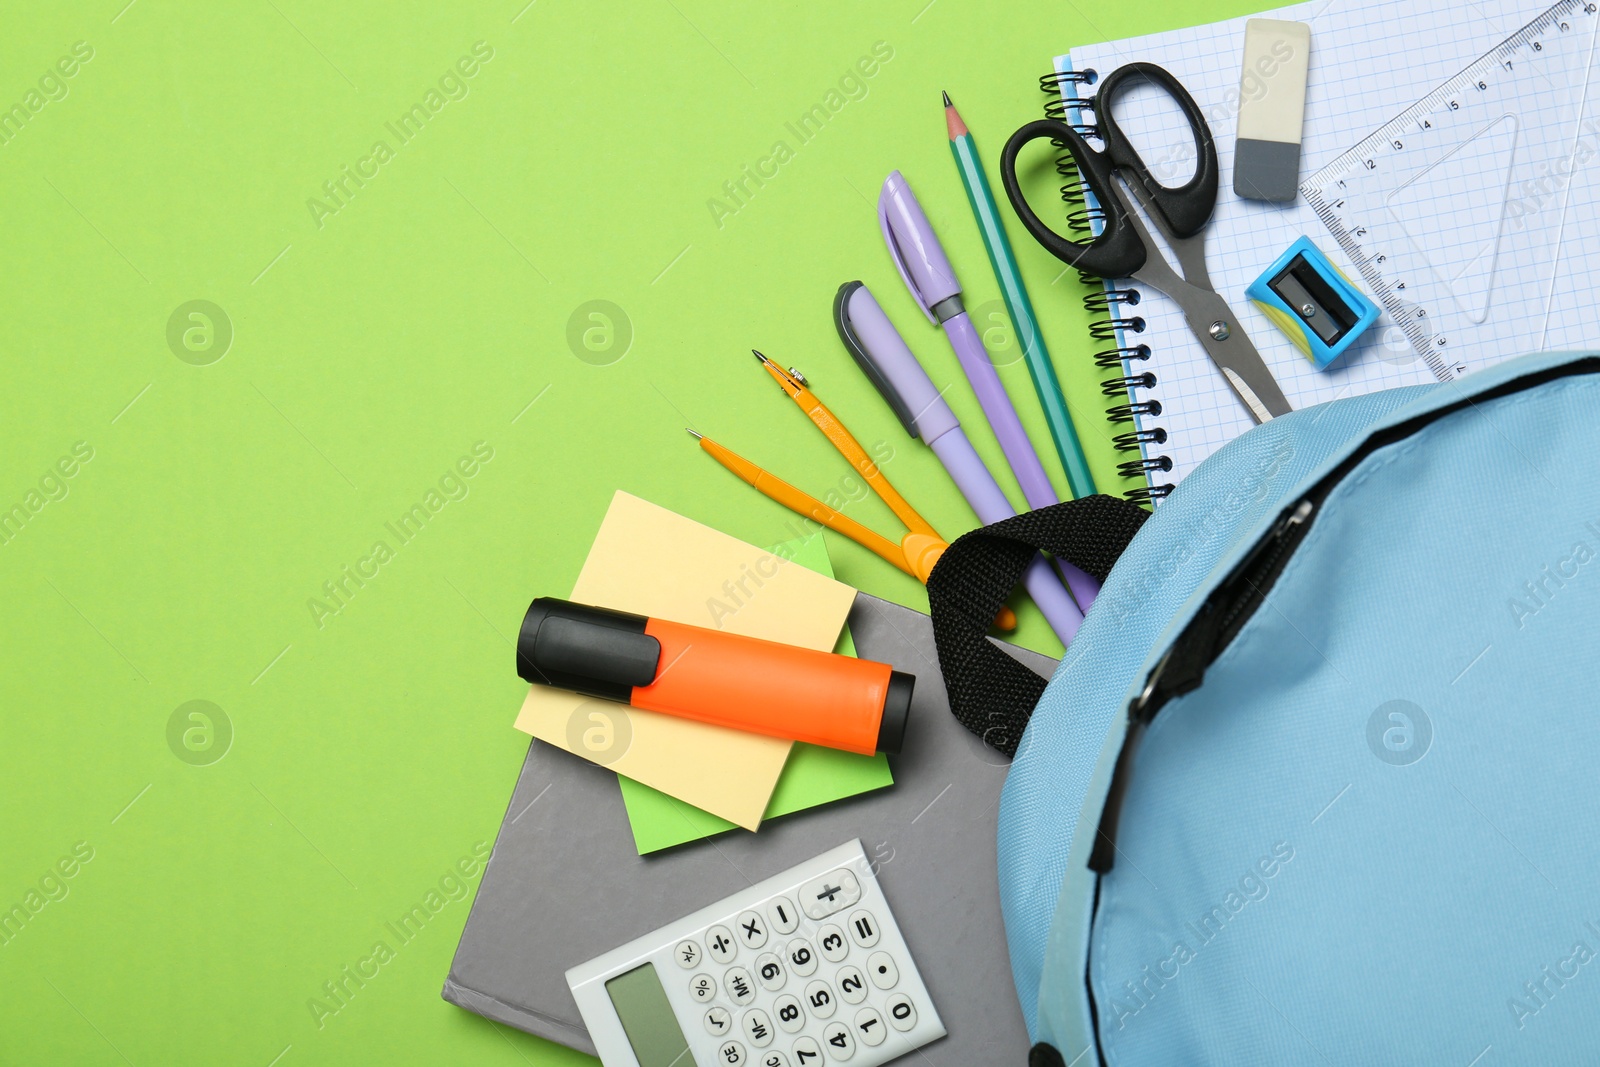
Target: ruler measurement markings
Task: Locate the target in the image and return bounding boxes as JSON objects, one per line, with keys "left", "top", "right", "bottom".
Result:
{"left": 1300, "top": 0, "right": 1597, "bottom": 378}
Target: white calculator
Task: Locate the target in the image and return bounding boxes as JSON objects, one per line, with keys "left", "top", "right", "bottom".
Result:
{"left": 566, "top": 839, "right": 945, "bottom": 1067}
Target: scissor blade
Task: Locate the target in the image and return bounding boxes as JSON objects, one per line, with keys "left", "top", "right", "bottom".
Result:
{"left": 1170, "top": 286, "right": 1293, "bottom": 423}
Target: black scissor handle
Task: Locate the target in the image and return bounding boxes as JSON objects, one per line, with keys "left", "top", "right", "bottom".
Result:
{"left": 1095, "top": 62, "right": 1218, "bottom": 239}
{"left": 1000, "top": 118, "right": 1147, "bottom": 279}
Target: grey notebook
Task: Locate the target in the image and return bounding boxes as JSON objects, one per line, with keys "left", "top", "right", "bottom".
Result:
{"left": 442, "top": 592, "right": 1056, "bottom": 1062}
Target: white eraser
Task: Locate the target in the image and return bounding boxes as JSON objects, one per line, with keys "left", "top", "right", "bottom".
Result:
{"left": 1234, "top": 18, "right": 1311, "bottom": 201}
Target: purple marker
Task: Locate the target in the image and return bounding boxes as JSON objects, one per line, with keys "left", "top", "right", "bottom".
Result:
{"left": 879, "top": 170, "right": 1061, "bottom": 511}
{"left": 835, "top": 280, "right": 1095, "bottom": 645}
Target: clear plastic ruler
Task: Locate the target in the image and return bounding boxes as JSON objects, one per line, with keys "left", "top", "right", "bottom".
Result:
{"left": 1301, "top": 0, "right": 1600, "bottom": 380}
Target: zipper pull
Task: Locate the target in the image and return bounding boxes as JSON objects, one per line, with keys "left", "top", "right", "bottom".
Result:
{"left": 1130, "top": 647, "right": 1173, "bottom": 723}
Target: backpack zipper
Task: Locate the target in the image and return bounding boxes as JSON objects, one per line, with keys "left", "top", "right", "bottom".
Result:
{"left": 1088, "top": 498, "right": 1315, "bottom": 872}
{"left": 1085, "top": 356, "right": 1600, "bottom": 873}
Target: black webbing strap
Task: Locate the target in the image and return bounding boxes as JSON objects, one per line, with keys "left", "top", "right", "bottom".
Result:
{"left": 926, "top": 496, "right": 1149, "bottom": 758}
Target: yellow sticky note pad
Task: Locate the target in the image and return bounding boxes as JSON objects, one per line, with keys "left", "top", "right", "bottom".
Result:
{"left": 514, "top": 491, "right": 859, "bottom": 828}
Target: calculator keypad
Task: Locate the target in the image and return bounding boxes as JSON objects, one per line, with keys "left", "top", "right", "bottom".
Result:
{"left": 666, "top": 867, "right": 934, "bottom": 1066}
{"left": 572, "top": 845, "right": 943, "bottom": 1067}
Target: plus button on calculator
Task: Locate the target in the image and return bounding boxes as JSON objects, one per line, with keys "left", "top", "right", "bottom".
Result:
{"left": 566, "top": 839, "right": 945, "bottom": 1067}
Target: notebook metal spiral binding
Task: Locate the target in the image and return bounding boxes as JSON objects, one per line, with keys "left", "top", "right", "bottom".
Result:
{"left": 1083, "top": 287, "right": 1139, "bottom": 312}
{"left": 1113, "top": 426, "right": 1166, "bottom": 449}
{"left": 1041, "top": 65, "right": 1173, "bottom": 504}
{"left": 1102, "top": 373, "right": 1155, "bottom": 396}
{"left": 1095, "top": 344, "right": 1150, "bottom": 369}
{"left": 1039, "top": 69, "right": 1100, "bottom": 232}
{"left": 1105, "top": 399, "right": 1161, "bottom": 423}
{"left": 1088, "top": 315, "right": 1143, "bottom": 342}
{"left": 1118, "top": 454, "right": 1174, "bottom": 477}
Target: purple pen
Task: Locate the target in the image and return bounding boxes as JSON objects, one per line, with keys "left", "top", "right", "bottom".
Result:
{"left": 879, "top": 170, "right": 1060, "bottom": 512}
{"left": 877, "top": 172, "right": 1100, "bottom": 609}
{"left": 835, "top": 280, "right": 1096, "bottom": 644}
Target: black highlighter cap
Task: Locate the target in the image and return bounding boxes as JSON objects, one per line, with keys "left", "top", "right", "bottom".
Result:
{"left": 875, "top": 670, "right": 915, "bottom": 755}
{"left": 516, "top": 597, "right": 662, "bottom": 702}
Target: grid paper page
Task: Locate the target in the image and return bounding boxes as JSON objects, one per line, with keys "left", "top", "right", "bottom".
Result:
{"left": 1058, "top": 0, "right": 1559, "bottom": 496}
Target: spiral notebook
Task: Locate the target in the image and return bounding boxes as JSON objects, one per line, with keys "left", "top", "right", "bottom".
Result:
{"left": 1047, "top": 0, "right": 1568, "bottom": 501}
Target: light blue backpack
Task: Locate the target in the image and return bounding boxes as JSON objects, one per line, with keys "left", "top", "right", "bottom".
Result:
{"left": 930, "top": 350, "right": 1600, "bottom": 1065}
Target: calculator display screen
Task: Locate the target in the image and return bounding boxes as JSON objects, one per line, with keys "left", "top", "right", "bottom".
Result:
{"left": 604, "top": 962, "right": 692, "bottom": 1067}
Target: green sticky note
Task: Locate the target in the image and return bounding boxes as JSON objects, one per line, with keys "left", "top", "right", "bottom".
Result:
{"left": 619, "top": 533, "right": 893, "bottom": 853}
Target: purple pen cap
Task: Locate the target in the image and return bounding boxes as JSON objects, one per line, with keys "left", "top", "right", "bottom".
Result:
{"left": 833, "top": 281, "right": 960, "bottom": 446}
{"left": 878, "top": 170, "right": 962, "bottom": 323}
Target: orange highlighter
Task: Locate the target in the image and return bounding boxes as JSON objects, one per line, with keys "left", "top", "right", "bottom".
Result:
{"left": 516, "top": 597, "right": 913, "bottom": 755}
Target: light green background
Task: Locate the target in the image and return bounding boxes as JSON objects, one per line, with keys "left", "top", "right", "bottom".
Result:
{"left": 0, "top": 0, "right": 1258, "bottom": 1063}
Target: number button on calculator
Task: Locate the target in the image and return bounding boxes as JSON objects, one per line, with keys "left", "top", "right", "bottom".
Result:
{"left": 792, "top": 1035, "right": 823, "bottom": 1064}
{"left": 773, "top": 993, "right": 805, "bottom": 1033}
{"left": 755, "top": 952, "right": 786, "bottom": 991}
{"left": 786, "top": 938, "right": 817, "bottom": 976}
{"left": 836, "top": 967, "right": 867, "bottom": 1005}
{"left": 817, "top": 925, "right": 848, "bottom": 963}
{"left": 885, "top": 994, "right": 916, "bottom": 1031}
{"left": 853, "top": 1008, "right": 886, "bottom": 1047}
{"left": 804, "top": 979, "right": 836, "bottom": 1019}
{"left": 822, "top": 1021, "right": 855, "bottom": 1059}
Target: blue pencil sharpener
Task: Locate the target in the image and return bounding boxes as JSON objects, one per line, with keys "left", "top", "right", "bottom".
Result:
{"left": 1246, "top": 236, "right": 1379, "bottom": 370}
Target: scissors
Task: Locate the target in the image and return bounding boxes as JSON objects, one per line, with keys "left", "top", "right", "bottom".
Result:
{"left": 998, "top": 62, "right": 1291, "bottom": 423}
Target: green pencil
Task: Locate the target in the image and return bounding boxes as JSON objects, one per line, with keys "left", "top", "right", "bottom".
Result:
{"left": 943, "top": 91, "right": 1097, "bottom": 498}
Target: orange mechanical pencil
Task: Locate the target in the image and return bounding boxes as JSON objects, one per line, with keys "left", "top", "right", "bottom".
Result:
{"left": 691, "top": 351, "right": 1018, "bottom": 630}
